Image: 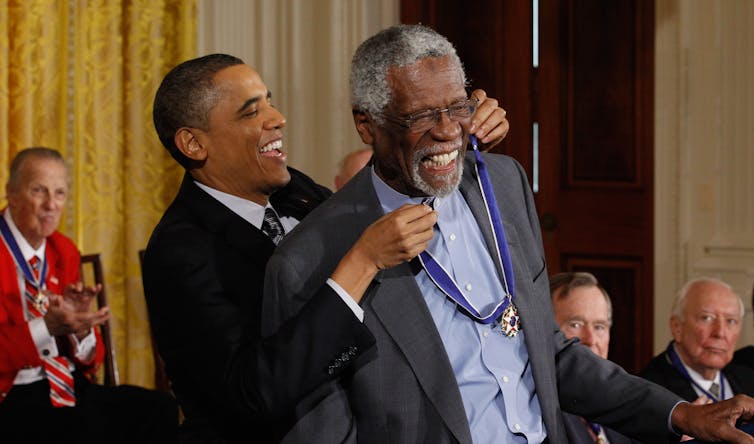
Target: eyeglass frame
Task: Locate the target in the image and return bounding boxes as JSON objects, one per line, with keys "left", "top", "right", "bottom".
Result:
{"left": 372, "top": 97, "right": 478, "bottom": 133}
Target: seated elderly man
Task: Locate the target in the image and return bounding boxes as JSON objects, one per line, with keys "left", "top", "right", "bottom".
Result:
{"left": 0, "top": 147, "right": 177, "bottom": 443}
{"left": 641, "top": 277, "right": 754, "bottom": 403}
{"left": 550, "top": 272, "right": 641, "bottom": 444}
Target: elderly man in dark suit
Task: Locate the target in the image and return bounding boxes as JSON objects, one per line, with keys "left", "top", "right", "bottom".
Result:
{"left": 641, "top": 278, "right": 754, "bottom": 402}
{"left": 550, "top": 272, "right": 642, "bottom": 444}
{"left": 264, "top": 24, "right": 754, "bottom": 444}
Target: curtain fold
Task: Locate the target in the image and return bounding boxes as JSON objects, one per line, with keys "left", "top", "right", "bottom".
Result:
{"left": 1, "top": 0, "right": 196, "bottom": 388}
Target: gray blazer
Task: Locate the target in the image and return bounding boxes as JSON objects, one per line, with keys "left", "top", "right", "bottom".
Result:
{"left": 264, "top": 152, "right": 680, "bottom": 443}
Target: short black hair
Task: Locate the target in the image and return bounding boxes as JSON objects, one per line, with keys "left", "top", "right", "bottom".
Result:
{"left": 152, "top": 54, "right": 245, "bottom": 168}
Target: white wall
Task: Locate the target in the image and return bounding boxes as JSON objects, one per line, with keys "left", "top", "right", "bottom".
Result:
{"left": 655, "top": 0, "right": 754, "bottom": 352}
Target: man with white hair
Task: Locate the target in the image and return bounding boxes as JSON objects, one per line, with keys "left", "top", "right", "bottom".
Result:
{"left": 641, "top": 277, "right": 754, "bottom": 404}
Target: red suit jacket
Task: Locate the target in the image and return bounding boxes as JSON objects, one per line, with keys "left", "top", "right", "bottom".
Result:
{"left": 0, "top": 227, "right": 104, "bottom": 403}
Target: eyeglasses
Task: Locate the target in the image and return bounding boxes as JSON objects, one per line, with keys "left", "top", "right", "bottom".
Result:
{"left": 375, "top": 98, "right": 477, "bottom": 133}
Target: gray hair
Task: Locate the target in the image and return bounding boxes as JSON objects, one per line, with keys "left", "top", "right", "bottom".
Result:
{"left": 350, "top": 24, "right": 466, "bottom": 125}
{"left": 8, "top": 147, "right": 66, "bottom": 190}
{"left": 549, "top": 271, "right": 613, "bottom": 325}
{"left": 671, "top": 277, "right": 745, "bottom": 321}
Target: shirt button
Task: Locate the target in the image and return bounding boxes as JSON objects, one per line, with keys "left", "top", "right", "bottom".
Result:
{"left": 514, "top": 423, "right": 521, "bottom": 431}
{"left": 502, "top": 375, "right": 509, "bottom": 383}
{"left": 449, "top": 233, "right": 456, "bottom": 241}
{"left": 42, "top": 349, "right": 50, "bottom": 356}
{"left": 483, "top": 331, "right": 489, "bottom": 338}
{"left": 465, "top": 283, "right": 472, "bottom": 291}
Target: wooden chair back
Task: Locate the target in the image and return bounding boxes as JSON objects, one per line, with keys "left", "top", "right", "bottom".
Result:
{"left": 79, "top": 253, "right": 120, "bottom": 386}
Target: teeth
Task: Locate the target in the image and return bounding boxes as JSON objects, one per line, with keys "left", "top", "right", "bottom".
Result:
{"left": 422, "top": 150, "right": 458, "bottom": 167}
{"left": 260, "top": 140, "right": 282, "bottom": 153}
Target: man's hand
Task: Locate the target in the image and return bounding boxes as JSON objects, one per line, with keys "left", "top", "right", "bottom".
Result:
{"left": 469, "top": 89, "right": 509, "bottom": 150}
{"left": 672, "top": 395, "right": 754, "bottom": 443}
{"left": 331, "top": 204, "right": 437, "bottom": 303}
{"left": 62, "top": 282, "right": 102, "bottom": 312}
{"left": 44, "top": 291, "right": 110, "bottom": 338}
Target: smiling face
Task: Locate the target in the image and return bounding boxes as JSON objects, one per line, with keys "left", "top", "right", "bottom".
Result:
{"left": 552, "top": 285, "right": 612, "bottom": 359}
{"left": 371, "top": 56, "right": 469, "bottom": 197}
{"left": 6, "top": 156, "right": 68, "bottom": 249}
{"left": 671, "top": 281, "right": 742, "bottom": 379}
{"left": 187, "top": 64, "right": 290, "bottom": 205}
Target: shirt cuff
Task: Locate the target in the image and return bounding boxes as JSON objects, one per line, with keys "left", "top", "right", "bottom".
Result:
{"left": 326, "top": 278, "right": 364, "bottom": 322}
{"left": 29, "top": 317, "right": 59, "bottom": 358}
{"left": 668, "top": 400, "right": 688, "bottom": 434}
{"left": 69, "top": 329, "right": 97, "bottom": 361}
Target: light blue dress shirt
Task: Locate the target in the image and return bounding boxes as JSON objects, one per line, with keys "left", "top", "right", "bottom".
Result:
{"left": 371, "top": 168, "right": 545, "bottom": 444}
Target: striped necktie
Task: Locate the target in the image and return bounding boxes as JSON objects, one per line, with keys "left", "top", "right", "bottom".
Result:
{"left": 261, "top": 207, "right": 285, "bottom": 245}
{"left": 25, "top": 256, "right": 76, "bottom": 407}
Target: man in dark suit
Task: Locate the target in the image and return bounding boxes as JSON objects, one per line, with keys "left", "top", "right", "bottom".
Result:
{"left": 264, "top": 24, "right": 754, "bottom": 444}
{"left": 143, "top": 53, "right": 458, "bottom": 443}
{"left": 550, "top": 272, "right": 642, "bottom": 444}
{"left": 641, "top": 277, "right": 754, "bottom": 403}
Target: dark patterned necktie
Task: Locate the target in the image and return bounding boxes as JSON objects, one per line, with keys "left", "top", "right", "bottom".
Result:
{"left": 709, "top": 382, "right": 721, "bottom": 399}
{"left": 261, "top": 207, "right": 285, "bottom": 245}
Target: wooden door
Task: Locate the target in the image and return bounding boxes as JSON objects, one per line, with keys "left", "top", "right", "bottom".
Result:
{"left": 402, "top": 0, "right": 655, "bottom": 374}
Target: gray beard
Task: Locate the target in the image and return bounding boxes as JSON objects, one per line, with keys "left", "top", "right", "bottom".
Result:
{"left": 410, "top": 148, "right": 463, "bottom": 197}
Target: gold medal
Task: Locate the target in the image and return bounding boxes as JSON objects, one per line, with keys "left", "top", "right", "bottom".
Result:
{"left": 500, "top": 303, "right": 520, "bottom": 337}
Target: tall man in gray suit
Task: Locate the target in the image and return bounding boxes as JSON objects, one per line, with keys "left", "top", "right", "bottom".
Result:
{"left": 264, "top": 24, "right": 754, "bottom": 443}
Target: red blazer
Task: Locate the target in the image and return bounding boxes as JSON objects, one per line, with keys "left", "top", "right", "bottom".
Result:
{"left": 0, "top": 228, "right": 104, "bottom": 403}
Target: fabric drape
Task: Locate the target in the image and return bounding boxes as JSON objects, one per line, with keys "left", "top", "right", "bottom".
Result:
{"left": 0, "top": 0, "right": 196, "bottom": 388}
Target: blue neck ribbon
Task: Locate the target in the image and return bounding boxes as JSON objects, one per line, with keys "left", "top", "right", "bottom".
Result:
{"left": 416, "top": 135, "right": 516, "bottom": 324}
{"left": 667, "top": 343, "right": 725, "bottom": 402}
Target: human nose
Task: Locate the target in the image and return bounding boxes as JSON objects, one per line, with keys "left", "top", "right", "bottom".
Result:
{"left": 430, "top": 109, "right": 462, "bottom": 139}
{"left": 41, "top": 191, "right": 57, "bottom": 209}
{"left": 710, "top": 318, "right": 727, "bottom": 338}
{"left": 263, "top": 107, "right": 286, "bottom": 130}
{"left": 580, "top": 326, "right": 595, "bottom": 346}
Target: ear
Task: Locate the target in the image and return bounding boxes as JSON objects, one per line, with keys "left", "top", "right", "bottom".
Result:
{"left": 670, "top": 316, "right": 682, "bottom": 343}
{"left": 5, "top": 183, "right": 15, "bottom": 207}
{"left": 352, "top": 110, "right": 375, "bottom": 146}
{"left": 174, "top": 127, "right": 207, "bottom": 161}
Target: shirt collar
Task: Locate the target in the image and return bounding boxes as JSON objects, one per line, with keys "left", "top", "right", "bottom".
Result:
{"left": 2, "top": 209, "right": 46, "bottom": 261}
{"left": 369, "top": 166, "right": 449, "bottom": 212}
{"left": 672, "top": 342, "right": 721, "bottom": 388}
{"left": 194, "top": 181, "right": 275, "bottom": 230}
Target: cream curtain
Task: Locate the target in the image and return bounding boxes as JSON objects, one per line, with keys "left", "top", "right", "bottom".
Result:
{"left": 0, "top": 0, "right": 196, "bottom": 388}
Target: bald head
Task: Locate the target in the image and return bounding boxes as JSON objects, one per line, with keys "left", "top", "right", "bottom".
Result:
{"left": 335, "top": 148, "right": 372, "bottom": 190}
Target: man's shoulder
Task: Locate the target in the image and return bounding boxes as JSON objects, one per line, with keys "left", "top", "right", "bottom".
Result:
{"left": 733, "top": 345, "right": 754, "bottom": 366}
{"left": 271, "top": 167, "right": 333, "bottom": 220}
{"left": 47, "top": 230, "right": 79, "bottom": 256}
{"left": 638, "top": 349, "right": 673, "bottom": 381}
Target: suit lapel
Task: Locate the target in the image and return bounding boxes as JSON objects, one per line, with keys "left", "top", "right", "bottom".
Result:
{"left": 458, "top": 153, "right": 562, "bottom": 436}
{"left": 369, "top": 266, "right": 474, "bottom": 444}
{"left": 351, "top": 171, "right": 473, "bottom": 444}
{"left": 178, "top": 174, "right": 275, "bottom": 268}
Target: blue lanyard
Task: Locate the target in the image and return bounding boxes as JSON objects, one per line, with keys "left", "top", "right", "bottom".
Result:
{"left": 0, "top": 214, "right": 48, "bottom": 289}
{"left": 416, "top": 135, "right": 515, "bottom": 324}
{"left": 667, "top": 344, "right": 725, "bottom": 402}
